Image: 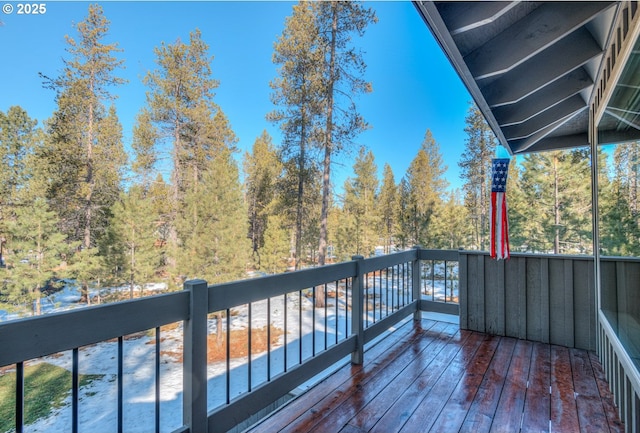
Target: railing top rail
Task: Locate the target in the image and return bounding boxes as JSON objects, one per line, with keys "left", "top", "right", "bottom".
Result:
{"left": 0, "top": 290, "right": 190, "bottom": 367}
{"left": 360, "top": 249, "right": 419, "bottom": 274}
{"left": 419, "top": 249, "right": 459, "bottom": 261}
{"left": 208, "top": 261, "right": 356, "bottom": 312}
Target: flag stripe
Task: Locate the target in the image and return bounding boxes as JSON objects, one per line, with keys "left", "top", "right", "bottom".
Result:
{"left": 490, "top": 158, "right": 510, "bottom": 260}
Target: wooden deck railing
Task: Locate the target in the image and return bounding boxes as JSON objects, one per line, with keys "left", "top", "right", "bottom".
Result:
{"left": 0, "top": 248, "right": 459, "bottom": 433}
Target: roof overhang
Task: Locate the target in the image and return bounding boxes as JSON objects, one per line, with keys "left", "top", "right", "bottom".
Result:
{"left": 415, "top": 1, "right": 630, "bottom": 155}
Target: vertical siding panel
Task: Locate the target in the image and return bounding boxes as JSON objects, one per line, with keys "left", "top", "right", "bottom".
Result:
{"left": 505, "top": 256, "right": 524, "bottom": 338}
{"left": 574, "top": 259, "right": 594, "bottom": 351}
{"left": 477, "top": 254, "right": 486, "bottom": 332}
{"left": 541, "top": 258, "right": 550, "bottom": 343}
{"left": 548, "top": 258, "right": 562, "bottom": 346}
{"left": 527, "top": 258, "right": 542, "bottom": 342}
{"left": 485, "top": 257, "right": 505, "bottom": 335}
{"left": 467, "top": 253, "right": 484, "bottom": 332}
{"left": 518, "top": 257, "right": 528, "bottom": 340}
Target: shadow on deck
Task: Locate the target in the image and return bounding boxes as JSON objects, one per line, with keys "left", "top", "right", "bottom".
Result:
{"left": 246, "top": 315, "right": 624, "bottom": 433}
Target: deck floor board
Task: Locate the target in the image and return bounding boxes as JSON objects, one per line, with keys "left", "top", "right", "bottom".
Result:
{"left": 246, "top": 317, "right": 624, "bottom": 433}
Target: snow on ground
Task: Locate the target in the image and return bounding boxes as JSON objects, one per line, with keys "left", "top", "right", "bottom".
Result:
{"left": 7, "top": 275, "right": 457, "bottom": 433}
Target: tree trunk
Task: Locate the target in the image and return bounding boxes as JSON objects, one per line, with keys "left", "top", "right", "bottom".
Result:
{"left": 318, "top": 3, "right": 338, "bottom": 269}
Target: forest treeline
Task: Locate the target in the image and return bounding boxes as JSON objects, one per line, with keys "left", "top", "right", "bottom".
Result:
{"left": 1, "top": 3, "right": 639, "bottom": 314}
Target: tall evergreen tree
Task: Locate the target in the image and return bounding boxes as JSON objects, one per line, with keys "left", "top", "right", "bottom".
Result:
{"left": 314, "top": 1, "right": 377, "bottom": 267}
{"left": 430, "top": 190, "right": 470, "bottom": 249}
{"left": 110, "top": 186, "right": 161, "bottom": 298}
{"left": 269, "top": 1, "right": 324, "bottom": 270}
{"left": 458, "top": 102, "right": 497, "bottom": 250}
{"left": 406, "top": 130, "right": 448, "bottom": 247}
{"left": 141, "top": 29, "right": 222, "bottom": 272}
{"left": 377, "top": 163, "right": 397, "bottom": 254}
{"left": 244, "top": 131, "right": 282, "bottom": 267}
{"left": 396, "top": 177, "right": 412, "bottom": 250}
{"left": 42, "top": 4, "right": 126, "bottom": 250}
{"left": 518, "top": 150, "right": 592, "bottom": 254}
{"left": 342, "top": 147, "right": 379, "bottom": 256}
{"left": 261, "top": 214, "right": 291, "bottom": 274}
{"left": 177, "top": 148, "right": 250, "bottom": 284}
{"left": 5, "top": 198, "right": 70, "bottom": 315}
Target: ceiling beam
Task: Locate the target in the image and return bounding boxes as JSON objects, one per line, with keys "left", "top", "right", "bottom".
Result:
{"left": 438, "top": 1, "right": 520, "bottom": 36}
{"left": 482, "top": 27, "right": 602, "bottom": 107}
{"left": 493, "top": 68, "right": 593, "bottom": 126}
{"left": 510, "top": 108, "right": 587, "bottom": 153}
{"left": 466, "top": 2, "right": 614, "bottom": 80}
{"left": 503, "top": 95, "right": 587, "bottom": 140}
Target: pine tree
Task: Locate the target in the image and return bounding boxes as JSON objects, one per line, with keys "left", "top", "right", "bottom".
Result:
{"left": 406, "top": 130, "right": 448, "bottom": 247}
{"left": 177, "top": 149, "right": 250, "bottom": 284}
{"left": 261, "top": 215, "right": 291, "bottom": 274}
{"left": 244, "top": 131, "right": 282, "bottom": 267}
{"left": 141, "top": 29, "right": 222, "bottom": 272}
{"left": 42, "top": 4, "right": 126, "bottom": 250}
{"left": 0, "top": 106, "right": 42, "bottom": 262}
{"left": 396, "top": 177, "right": 412, "bottom": 250}
{"left": 377, "top": 163, "right": 397, "bottom": 254}
{"left": 5, "top": 198, "right": 70, "bottom": 315}
{"left": 430, "top": 190, "right": 470, "bottom": 249}
{"left": 314, "top": 1, "right": 377, "bottom": 267}
{"left": 342, "top": 147, "right": 379, "bottom": 256}
{"left": 269, "top": 1, "right": 324, "bottom": 270}
{"left": 518, "top": 150, "right": 592, "bottom": 254}
{"left": 459, "top": 102, "right": 497, "bottom": 250}
{"left": 110, "top": 186, "right": 161, "bottom": 298}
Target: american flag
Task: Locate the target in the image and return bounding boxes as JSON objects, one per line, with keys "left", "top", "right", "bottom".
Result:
{"left": 490, "top": 158, "right": 510, "bottom": 260}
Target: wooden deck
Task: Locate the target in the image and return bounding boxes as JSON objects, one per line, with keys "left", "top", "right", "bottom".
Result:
{"left": 246, "top": 317, "right": 624, "bottom": 433}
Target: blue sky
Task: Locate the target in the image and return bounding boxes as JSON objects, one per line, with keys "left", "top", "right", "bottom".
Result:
{"left": 0, "top": 1, "right": 472, "bottom": 191}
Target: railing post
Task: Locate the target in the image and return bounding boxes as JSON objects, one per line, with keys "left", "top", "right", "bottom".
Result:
{"left": 351, "top": 255, "right": 365, "bottom": 365}
{"left": 412, "top": 246, "right": 422, "bottom": 321}
{"left": 183, "top": 279, "right": 209, "bottom": 433}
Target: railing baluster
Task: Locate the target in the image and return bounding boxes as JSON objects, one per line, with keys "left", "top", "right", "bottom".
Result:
{"left": 248, "top": 303, "right": 252, "bottom": 392}
{"left": 312, "top": 286, "right": 316, "bottom": 357}
{"left": 335, "top": 280, "right": 339, "bottom": 345}
{"left": 267, "top": 297, "right": 271, "bottom": 381}
{"left": 155, "top": 327, "right": 160, "bottom": 433}
{"left": 118, "top": 336, "right": 123, "bottom": 433}
{"left": 444, "top": 260, "right": 449, "bottom": 302}
{"left": 431, "top": 260, "right": 435, "bottom": 301}
{"left": 16, "top": 361, "right": 23, "bottom": 433}
{"left": 346, "top": 278, "right": 350, "bottom": 338}
{"left": 226, "top": 308, "right": 231, "bottom": 404}
{"left": 324, "top": 283, "right": 328, "bottom": 351}
{"left": 298, "top": 289, "right": 303, "bottom": 364}
{"left": 283, "top": 294, "right": 288, "bottom": 372}
{"left": 373, "top": 269, "right": 377, "bottom": 323}
{"left": 72, "top": 348, "right": 78, "bottom": 433}
{"left": 385, "top": 268, "right": 389, "bottom": 316}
